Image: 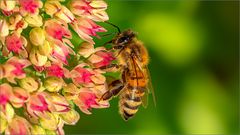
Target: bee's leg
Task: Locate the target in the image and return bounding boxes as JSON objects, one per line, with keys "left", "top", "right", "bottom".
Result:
{"left": 100, "top": 68, "right": 127, "bottom": 101}
{"left": 99, "top": 64, "right": 124, "bottom": 72}
{"left": 100, "top": 80, "right": 125, "bottom": 100}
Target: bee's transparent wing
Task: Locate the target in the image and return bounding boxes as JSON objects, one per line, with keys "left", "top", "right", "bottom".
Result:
{"left": 145, "top": 66, "right": 156, "bottom": 107}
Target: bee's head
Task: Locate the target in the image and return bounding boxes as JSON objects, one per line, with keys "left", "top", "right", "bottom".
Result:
{"left": 113, "top": 29, "right": 136, "bottom": 49}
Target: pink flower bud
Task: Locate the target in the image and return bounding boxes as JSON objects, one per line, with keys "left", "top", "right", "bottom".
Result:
{"left": 5, "top": 116, "right": 31, "bottom": 135}
{"left": 19, "top": 0, "right": 43, "bottom": 16}
{"left": 88, "top": 51, "right": 115, "bottom": 68}
{"left": 0, "top": 83, "right": 12, "bottom": 106}
{"left": 71, "top": 17, "right": 107, "bottom": 44}
{"left": 49, "top": 93, "right": 70, "bottom": 113}
{"left": 74, "top": 88, "right": 109, "bottom": 114}
{"left": 27, "top": 92, "right": 54, "bottom": 118}
{"left": 3, "top": 57, "right": 31, "bottom": 83}
{"left": 5, "top": 33, "right": 25, "bottom": 53}
{"left": 45, "top": 19, "right": 71, "bottom": 41}
{"left": 69, "top": 0, "right": 108, "bottom": 22}
{"left": 46, "top": 64, "right": 64, "bottom": 78}
{"left": 71, "top": 64, "right": 94, "bottom": 86}
{"left": 10, "top": 87, "right": 29, "bottom": 108}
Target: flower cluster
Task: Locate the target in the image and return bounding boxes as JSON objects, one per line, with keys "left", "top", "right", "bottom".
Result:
{"left": 0, "top": 0, "right": 114, "bottom": 134}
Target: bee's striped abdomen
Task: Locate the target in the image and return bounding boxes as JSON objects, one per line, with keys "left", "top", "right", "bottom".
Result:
{"left": 119, "top": 85, "right": 146, "bottom": 120}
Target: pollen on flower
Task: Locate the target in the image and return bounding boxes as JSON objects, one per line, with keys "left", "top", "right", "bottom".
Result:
{"left": 0, "top": 0, "right": 113, "bottom": 134}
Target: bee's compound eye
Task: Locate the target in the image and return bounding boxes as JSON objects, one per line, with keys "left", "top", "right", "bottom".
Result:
{"left": 118, "top": 36, "right": 129, "bottom": 44}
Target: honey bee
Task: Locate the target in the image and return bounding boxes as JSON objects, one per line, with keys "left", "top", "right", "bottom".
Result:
{"left": 100, "top": 27, "right": 156, "bottom": 121}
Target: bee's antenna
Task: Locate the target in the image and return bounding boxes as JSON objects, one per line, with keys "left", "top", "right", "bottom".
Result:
{"left": 105, "top": 21, "right": 121, "bottom": 34}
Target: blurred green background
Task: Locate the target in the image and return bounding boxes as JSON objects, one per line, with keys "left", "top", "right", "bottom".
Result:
{"left": 65, "top": 1, "right": 239, "bottom": 134}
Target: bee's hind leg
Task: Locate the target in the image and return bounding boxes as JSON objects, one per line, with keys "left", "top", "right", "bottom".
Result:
{"left": 100, "top": 80, "right": 125, "bottom": 101}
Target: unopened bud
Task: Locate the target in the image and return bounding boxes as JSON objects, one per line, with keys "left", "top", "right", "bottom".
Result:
{"left": 44, "top": 1, "right": 61, "bottom": 16}
{"left": 0, "top": 0, "right": 16, "bottom": 11}
{"left": 30, "top": 47, "right": 48, "bottom": 66}
{"left": 25, "top": 15, "right": 43, "bottom": 27}
{"left": 44, "top": 77, "right": 63, "bottom": 92}
{"left": 39, "top": 112, "right": 58, "bottom": 130}
{"left": 38, "top": 41, "right": 52, "bottom": 56}
{"left": 0, "top": 103, "right": 14, "bottom": 122}
{"left": 31, "top": 125, "right": 46, "bottom": 135}
{"left": 60, "top": 109, "right": 80, "bottom": 125}
{"left": 0, "top": 116, "right": 7, "bottom": 133}
{"left": 63, "top": 83, "right": 80, "bottom": 100}
{"left": 19, "top": 77, "right": 39, "bottom": 92}
{"left": 45, "top": 129, "right": 57, "bottom": 135}
{"left": 29, "top": 27, "right": 45, "bottom": 46}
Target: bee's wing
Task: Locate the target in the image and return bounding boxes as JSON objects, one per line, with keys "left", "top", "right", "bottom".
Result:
{"left": 145, "top": 66, "right": 157, "bottom": 107}
{"left": 131, "top": 56, "right": 156, "bottom": 108}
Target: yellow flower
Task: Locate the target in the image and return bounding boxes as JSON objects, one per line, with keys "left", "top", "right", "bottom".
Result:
{"left": 29, "top": 27, "right": 45, "bottom": 46}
